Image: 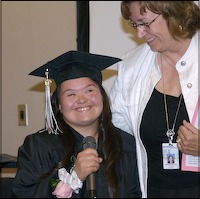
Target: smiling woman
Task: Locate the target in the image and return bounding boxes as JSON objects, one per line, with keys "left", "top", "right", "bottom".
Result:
{"left": 12, "top": 50, "right": 142, "bottom": 198}
{"left": 110, "top": 1, "right": 200, "bottom": 198}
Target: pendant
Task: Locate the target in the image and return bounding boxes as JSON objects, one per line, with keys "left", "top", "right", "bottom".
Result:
{"left": 166, "top": 129, "right": 175, "bottom": 145}
{"left": 166, "top": 129, "right": 175, "bottom": 138}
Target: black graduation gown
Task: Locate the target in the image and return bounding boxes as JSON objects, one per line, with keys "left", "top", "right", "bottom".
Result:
{"left": 12, "top": 128, "right": 141, "bottom": 198}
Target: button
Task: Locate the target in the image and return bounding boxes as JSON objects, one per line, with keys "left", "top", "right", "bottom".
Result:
{"left": 181, "top": 61, "right": 186, "bottom": 66}
{"left": 187, "top": 83, "right": 192, "bottom": 88}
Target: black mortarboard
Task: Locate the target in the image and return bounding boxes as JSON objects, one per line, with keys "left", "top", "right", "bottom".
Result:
{"left": 29, "top": 50, "right": 121, "bottom": 135}
{"left": 29, "top": 50, "right": 121, "bottom": 85}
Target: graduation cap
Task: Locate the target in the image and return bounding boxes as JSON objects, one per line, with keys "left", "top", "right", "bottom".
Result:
{"left": 29, "top": 50, "right": 121, "bottom": 84}
{"left": 29, "top": 50, "right": 121, "bottom": 134}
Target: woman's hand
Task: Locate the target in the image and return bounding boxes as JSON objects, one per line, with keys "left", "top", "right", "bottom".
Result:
{"left": 73, "top": 148, "right": 103, "bottom": 181}
{"left": 177, "top": 120, "right": 200, "bottom": 156}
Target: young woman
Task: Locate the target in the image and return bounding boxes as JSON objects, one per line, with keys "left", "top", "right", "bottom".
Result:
{"left": 12, "top": 50, "right": 141, "bottom": 198}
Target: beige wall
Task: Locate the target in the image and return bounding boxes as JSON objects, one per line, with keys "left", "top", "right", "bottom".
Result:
{"left": 2, "top": 1, "right": 135, "bottom": 162}
{"left": 2, "top": 1, "right": 77, "bottom": 177}
{"left": 89, "top": 1, "right": 144, "bottom": 93}
{"left": 1, "top": 0, "right": 137, "bottom": 159}
{"left": 2, "top": 1, "right": 137, "bottom": 177}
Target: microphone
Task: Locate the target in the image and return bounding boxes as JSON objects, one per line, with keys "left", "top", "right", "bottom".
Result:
{"left": 82, "top": 136, "right": 97, "bottom": 198}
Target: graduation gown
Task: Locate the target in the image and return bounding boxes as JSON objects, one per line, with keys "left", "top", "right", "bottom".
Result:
{"left": 12, "top": 128, "right": 141, "bottom": 198}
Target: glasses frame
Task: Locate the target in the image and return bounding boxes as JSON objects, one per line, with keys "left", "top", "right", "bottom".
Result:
{"left": 129, "top": 14, "right": 161, "bottom": 31}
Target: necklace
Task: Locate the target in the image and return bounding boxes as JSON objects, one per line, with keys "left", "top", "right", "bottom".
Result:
{"left": 160, "top": 54, "right": 182, "bottom": 145}
{"left": 164, "top": 93, "right": 182, "bottom": 145}
{"left": 162, "top": 54, "right": 176, "bottom": 69}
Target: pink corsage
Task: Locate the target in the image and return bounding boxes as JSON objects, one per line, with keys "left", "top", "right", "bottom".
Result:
{"left": 52, "top": 168, "right": 83, "bottom": 198}
{"left": 52, "top": 181, "right": 73, "bottom": 198}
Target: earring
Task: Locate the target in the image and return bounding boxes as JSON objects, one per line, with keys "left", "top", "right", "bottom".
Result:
{"left": 179, "top": 25, "right": 183, "bottom": 31}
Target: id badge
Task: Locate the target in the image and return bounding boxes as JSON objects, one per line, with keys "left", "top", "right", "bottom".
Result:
{"left": 162, "top": 143, "right": 179, "bottom": 169}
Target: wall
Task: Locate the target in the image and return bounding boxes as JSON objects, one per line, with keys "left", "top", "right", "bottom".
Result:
{"left": 2, "top": 1, "right": 138, "bottom": 177}
{"left": 89, "top": 1, "right": 144, "bottom": 93}
{"left": 2, "top": 1, "right": 135, "bottom": 160}
{"left": 2, "top": 1, "right": 77, "bottom": 176}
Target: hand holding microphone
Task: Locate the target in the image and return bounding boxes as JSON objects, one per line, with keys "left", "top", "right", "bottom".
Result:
{"left": 73, "top": 136, "right": 102, "bottom": 198}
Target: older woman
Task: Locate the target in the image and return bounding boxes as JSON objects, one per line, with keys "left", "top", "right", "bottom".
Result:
{"left": 110, "top": 1, "right": 199, "bottom": 198}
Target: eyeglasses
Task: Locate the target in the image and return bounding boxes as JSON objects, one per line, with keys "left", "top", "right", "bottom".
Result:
{"left": 129, "top": 14, "right": 161, "bottom": 31}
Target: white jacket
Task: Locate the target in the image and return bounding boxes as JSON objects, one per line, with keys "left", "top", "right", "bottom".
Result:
{"left": 110, "top": 32, "right": 199, "bottom": 198}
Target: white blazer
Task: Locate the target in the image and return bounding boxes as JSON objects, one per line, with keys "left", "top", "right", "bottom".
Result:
{"left": 110, "top": 32, "right": 199, "bottom": 198}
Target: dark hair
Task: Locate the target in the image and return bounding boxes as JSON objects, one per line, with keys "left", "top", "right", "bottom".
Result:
{"left": 121, "top": 1, "right": 200, "bottom": 39}
{"left": 50, "top": 79, "right": 123, "bottom": 198}
{"left": 167, "top": 155, "right": 174, "bottom": 163}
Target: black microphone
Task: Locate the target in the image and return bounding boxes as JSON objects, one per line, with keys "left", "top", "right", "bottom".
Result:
{"left": 82, "top": 136, "right": 97, "bottom": 198}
